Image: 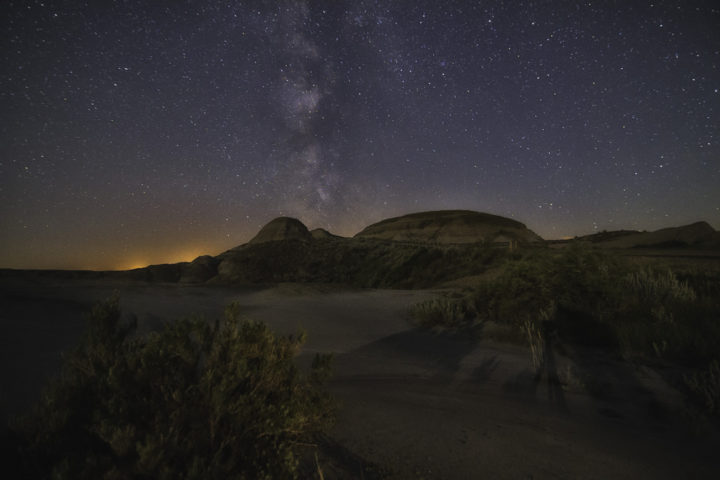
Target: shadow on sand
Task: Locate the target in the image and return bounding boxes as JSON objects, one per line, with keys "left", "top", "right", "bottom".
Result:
{"left": 502, "top": 318, "right": 673, "bottom": 422}
{"left": 334, "top": 326, "right": 481, "bottom": 381}
{"left": 502, "top": 323, "right": 568, "bottom": 412}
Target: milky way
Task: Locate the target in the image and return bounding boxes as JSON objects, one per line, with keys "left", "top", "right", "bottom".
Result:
{"left": 1, "top": 1, "right": 719, "bottom": 269}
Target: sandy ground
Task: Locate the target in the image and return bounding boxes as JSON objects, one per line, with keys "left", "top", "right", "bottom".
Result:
{"left": 2, "top": 277, "right": 719, "bottom": 478}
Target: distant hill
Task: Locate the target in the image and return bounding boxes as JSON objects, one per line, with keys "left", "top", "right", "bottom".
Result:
{"left": 355, "top": 210, "right": 542, "bottom": 244}
{"left": 179, "top": 255, "right": 219, "bottom": 283}
{"left": 584, "top": 221, "right": 719, "bottom": 249}
{"left": 117, "top": 217, "right": 716, "bottom": 284}
{"left": 576, "top": 230, "right": 640, "bottom": 243}
{"left": 310, "top": 228, "right": 342, "bottom": 240}
{"left": 248, "top": 217, "right": 312, "bottom": 244}
{"left": 6, "top": 211, "right": 718, "bottom": 286}
{"left": 210, "top": 210, "right": 541, "bottom": 287}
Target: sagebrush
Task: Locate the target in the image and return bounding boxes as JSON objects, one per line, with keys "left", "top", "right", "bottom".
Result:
{"left": 12, "top": 297, "right": 334, "bottom": 479}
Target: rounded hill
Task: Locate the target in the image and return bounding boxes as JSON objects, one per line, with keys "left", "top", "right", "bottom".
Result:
{"left": 310, "top": 228, "right": 342, "bottom": 240}
{"left": 354, "top": 210, "right": 542, "bottom": 244}
{"left": 248, "top": 217, "right": 312, "bottom": 244}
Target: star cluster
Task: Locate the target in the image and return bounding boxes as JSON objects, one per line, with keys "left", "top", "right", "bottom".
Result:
{"left": 1, "top": 1, "right": 719, "bottom": 269}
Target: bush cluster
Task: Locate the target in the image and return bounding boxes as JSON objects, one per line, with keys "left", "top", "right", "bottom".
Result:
{"left": 409, "top": 243, "right": 720, "bottom": 417}
{"left": 411, "top": 243, "right": 720, "bottom": 368}
{"left": 684, "top": 360, "right": 720, "bottom": 418}
{"left": 12, "top": 298, "right": 333, "bottom": 479}
{"left": 472, "top": 245, "right": 720, "bottom": 364}
{"left": 407, "top": 295, "right": 474, "bottom": 329}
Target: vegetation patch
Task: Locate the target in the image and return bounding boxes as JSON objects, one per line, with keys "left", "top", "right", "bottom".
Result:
{"left": 407, "top": 294, "right": 474, "bottom": 329}
{"left": 213, "top": 237, "right": 510, "bottom": 288}
{"left": 410, "top": 243, "right": 720, "bottom": 419}
{"left": 684, "top": 360, "right": 720, "bottom": 418}
{"left": 10, "top": 298, "right": 334, "bottom": 479}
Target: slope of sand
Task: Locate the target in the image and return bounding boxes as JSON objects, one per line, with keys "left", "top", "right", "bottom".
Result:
{"left": 1, "top": 277, "right": 718, "bottom": 478}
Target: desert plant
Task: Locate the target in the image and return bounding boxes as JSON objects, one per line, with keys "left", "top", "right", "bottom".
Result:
{"left": 14, "top": 297, "right": 333, "bottom": 479}
{"left": 472, "top": 252, "right": 556, "bottom": 327}
{"left": 408, "top": 296, "right": 474, "bottom": 328}
{"left": 522, "top": 316, "right": 544, "bottom": 373}
{"left": 523, "top": 303, "right": 556, "bottom": 375}
{"left": 611, "top": 267, "right": 719, "bottom": 362}
{"left": 625, "top": 268, "right": 697, "bottom": 304}
{"left": 684, "top": 360, "right": 720, "bottom": 417}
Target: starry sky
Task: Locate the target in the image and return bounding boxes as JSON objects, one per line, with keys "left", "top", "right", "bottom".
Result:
{"left": 2, "top": 1, "right": 719, "bottom": 270}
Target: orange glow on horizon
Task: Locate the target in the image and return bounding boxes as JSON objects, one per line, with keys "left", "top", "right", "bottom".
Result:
{"left": 114, "top": 245, "right": 219, "bottom": 271}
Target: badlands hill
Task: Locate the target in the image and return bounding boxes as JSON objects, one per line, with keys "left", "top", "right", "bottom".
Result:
{"left": 103, "top": 210, "right": 543, "bottom": 286}
{"left": 579, "top": 221, "right": 720, "bottom": 249}
{"left": 248, "top": 217, "right": 312, "bottom": 244}
{"left": 355, "top": 210, "right": 542, "bottom": 244}
{"left": 209, "top": 210, "right": 543, "bottom": 286}
{"left": 40, "top": 211, "right": 716, "bottom": 286}
{"left": 310, "top": 228, "right": 343, "bottom": 240}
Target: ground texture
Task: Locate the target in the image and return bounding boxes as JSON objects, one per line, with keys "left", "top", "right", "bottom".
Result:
{"left": 2, "top": 277, "right": 718, "bottom": 479}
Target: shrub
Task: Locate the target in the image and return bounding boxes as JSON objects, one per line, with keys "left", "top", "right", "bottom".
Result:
{"left": 684, "top": 360, "right": 720, "bottom": 417}
{"left": 14, "top": 297, "right": 334, "bottom": 479}
{"left": 522, "top": 315, "right": 544, "bottom": 374}
{"left": 625, "top": 268, "right": 696, "bottom": 305}
{"left": 471, "top": 251, "right": 557, "bottom": 327}
{"left": 408, "top": 296, "right": 474, "bottom": 329}
{"left": 610, "top": 268, "right": 720, "bottom": 363}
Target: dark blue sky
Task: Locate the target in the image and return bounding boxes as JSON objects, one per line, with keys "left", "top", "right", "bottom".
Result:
{"left": 2, "top": 1, "right": 719, "bottom": 269}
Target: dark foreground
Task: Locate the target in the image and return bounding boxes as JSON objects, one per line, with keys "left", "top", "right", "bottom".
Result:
{"left": 2, "top": 275, "right": 719, "bottom": 479}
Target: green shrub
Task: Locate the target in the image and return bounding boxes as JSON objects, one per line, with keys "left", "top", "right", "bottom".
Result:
{"left": 14, "top": 297, "right": 333, "bottom": 479}
{"left": 610, "top": 268, "right": 720, "bottom": 364}
{"left": 522, "top": 304, "right": 556, "bottom": 374}
{"left": 408, "top": 296, "right": 474, "bottom": 328}
{"left": 473, "top": 256, "right": 554, "bottom": 325}
{"left": 684, "top": 360, "right": 720, "bottom": 417}
{"left": 625, "top": 268, "right": 696, "bottom": 305}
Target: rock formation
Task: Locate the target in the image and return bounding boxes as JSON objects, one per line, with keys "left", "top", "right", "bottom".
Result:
{"left": 310, "top": 228, "right": 342, "bottom": 240}
{"left": 354, "top": 210, "right": 542, "bottom": 244}
{"left": 589, "top": 221, "right": 718, "bottom": 248}
{"left": 248, "top": 217, "right": 312, "bottom": 244}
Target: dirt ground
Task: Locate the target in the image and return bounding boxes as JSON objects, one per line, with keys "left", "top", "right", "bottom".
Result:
{"left": 2, "top": 276, "right": 719, "bottom": 479}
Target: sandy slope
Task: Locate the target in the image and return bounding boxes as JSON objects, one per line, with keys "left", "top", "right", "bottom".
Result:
{"left": 1, "top": 278, "right": 718, "bottom": 478}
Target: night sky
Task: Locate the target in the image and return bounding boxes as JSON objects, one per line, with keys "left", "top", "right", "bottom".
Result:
{"left": 2, "top": 1, "right": 719, "bottom": 270}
